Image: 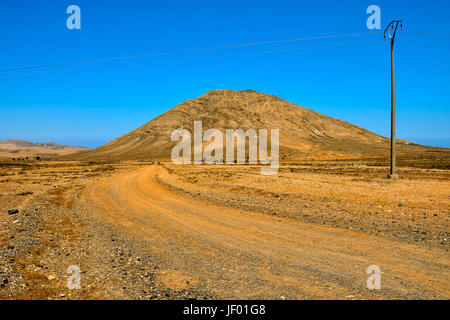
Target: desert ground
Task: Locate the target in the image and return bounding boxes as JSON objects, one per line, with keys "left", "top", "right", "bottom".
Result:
{"left": 0, "top": 157, "right": 448, "bottom": 299}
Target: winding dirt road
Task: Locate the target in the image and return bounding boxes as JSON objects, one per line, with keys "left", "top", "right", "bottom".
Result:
{"left": 83, "top": 165, "right": 449, "bottom": 299}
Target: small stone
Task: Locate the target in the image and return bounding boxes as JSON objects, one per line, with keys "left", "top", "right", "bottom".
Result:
{"left": 8, "top": 209, "right": 19, "bottom": 215}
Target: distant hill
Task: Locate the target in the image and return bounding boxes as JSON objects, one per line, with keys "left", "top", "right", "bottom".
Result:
{"left": 63, "top": 89, "right": 447, "bottom": 162}
{"left": 0, "top": 139, "right": 89, "bottom": 159}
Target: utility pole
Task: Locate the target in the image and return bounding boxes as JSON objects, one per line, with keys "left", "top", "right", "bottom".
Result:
{"left": 384, "top": 20, "right": 402, "bottom": 179}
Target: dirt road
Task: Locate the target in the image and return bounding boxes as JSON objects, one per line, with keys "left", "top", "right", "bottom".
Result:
{"left": 84, "top": 165, "right": 449, "bottom": 299}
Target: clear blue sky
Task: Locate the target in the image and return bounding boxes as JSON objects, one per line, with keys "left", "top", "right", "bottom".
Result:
{"left": 1, "top": 0, "right": 449, "bottom": 148}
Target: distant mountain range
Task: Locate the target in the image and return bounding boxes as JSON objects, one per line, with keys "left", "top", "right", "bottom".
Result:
{"left": 0, "top": 139, "right": 89, "bottom": 159}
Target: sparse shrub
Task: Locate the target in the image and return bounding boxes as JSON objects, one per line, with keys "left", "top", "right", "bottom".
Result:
{"left": 93, "top": 165, "right": 115, "bottom": 172}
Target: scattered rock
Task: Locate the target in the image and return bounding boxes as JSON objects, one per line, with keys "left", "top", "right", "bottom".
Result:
{"left": 8, "top": 209, "right": 19, "bottom": 215}
{"left": 16, "top": 191, "right": 33, "bottom": 196}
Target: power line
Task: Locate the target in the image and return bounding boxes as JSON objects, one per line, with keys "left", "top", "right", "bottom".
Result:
{"left": 401, "top": 41, "right": 450, "bottom": 49}
{"left": 0, "top": 31, "right": 382, "bottom": 73}
{"left": 0, "top": 40, "right": 383, "bottom": 81}
{"left": 403, "top": 30, "right": 450, "bottom": 38}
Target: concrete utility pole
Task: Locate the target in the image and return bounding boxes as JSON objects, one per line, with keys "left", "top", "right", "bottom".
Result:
{"left": 384, "top": 20, "right": 402, "bottom": 179}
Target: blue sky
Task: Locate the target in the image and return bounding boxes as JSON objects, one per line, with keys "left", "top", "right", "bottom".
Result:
{"left": 1, "top": 0, "right": 449, "bottom": 148}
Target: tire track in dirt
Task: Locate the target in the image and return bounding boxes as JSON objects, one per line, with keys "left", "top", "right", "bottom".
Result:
{"left": 83, "top": 165, "right": 449, "bottom": 299}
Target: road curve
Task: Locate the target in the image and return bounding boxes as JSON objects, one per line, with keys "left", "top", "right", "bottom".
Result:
{"left": 83, "top": 165, "right": 449, "bottom": 299}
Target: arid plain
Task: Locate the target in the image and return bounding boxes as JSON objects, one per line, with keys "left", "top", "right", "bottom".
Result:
{"left": 0, "top": 158, "right": 448, "bottom": 299}
{"left": 0, "top": 90, "right": 449, "bottom": 299}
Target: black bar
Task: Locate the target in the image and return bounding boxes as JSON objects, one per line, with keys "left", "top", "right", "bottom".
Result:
{"left": 0, "top": 300, "right": 447, "bottom": 319}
